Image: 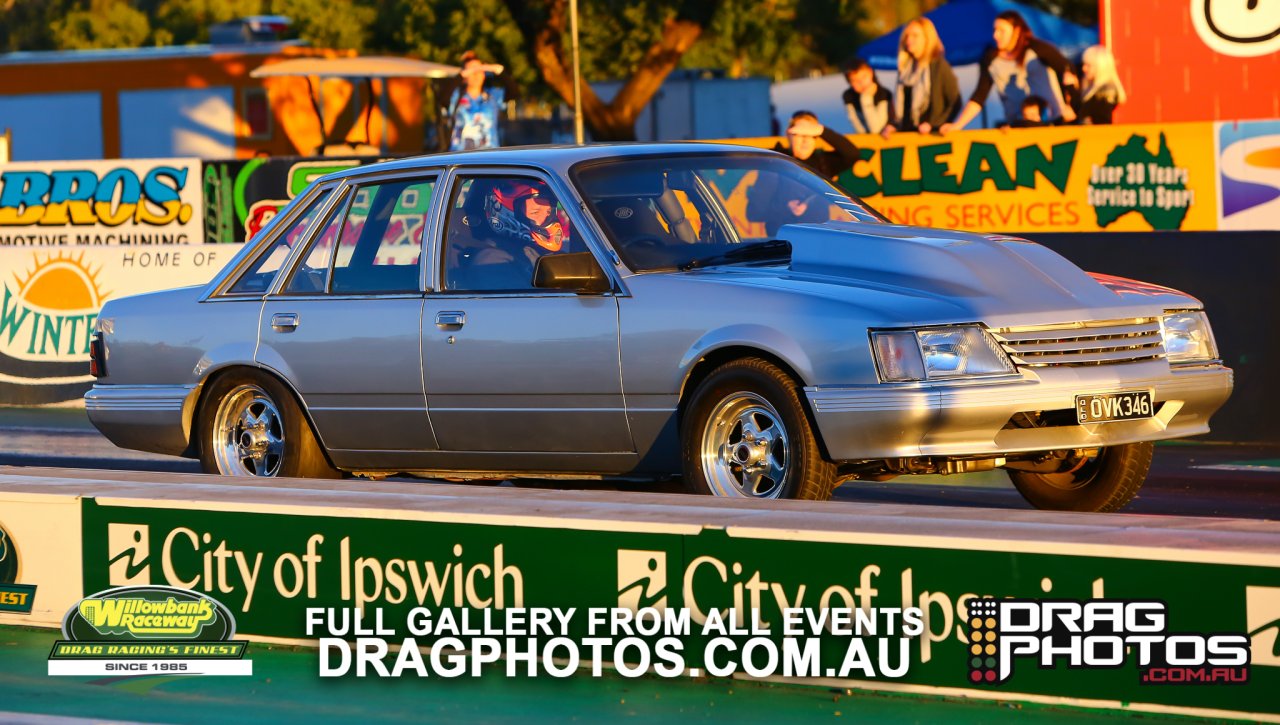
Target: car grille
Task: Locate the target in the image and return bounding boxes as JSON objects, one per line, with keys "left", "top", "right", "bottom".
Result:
{"left": 990, "top": 317, "right": 1166, "bottom": 368}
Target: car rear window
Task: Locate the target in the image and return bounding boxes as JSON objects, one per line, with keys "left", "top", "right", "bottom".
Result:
{"left": 227, "top": 189, "right": 333, "bottom": 295}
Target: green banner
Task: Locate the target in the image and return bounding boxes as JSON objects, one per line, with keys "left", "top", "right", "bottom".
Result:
{"left": 81, "top": 499, "right": 1280, "bottom": 718}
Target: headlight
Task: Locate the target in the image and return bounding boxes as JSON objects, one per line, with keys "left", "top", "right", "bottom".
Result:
{"left": 1162, "top": 310, "right": 1218, "bottom": 365}
{"left": 871, "top": 325, "right": 1015, "bottom": 382}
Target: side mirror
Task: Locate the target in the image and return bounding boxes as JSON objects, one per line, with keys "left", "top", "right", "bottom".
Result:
{"left": 533, "top": 252, "right": 612, "bottom": 294}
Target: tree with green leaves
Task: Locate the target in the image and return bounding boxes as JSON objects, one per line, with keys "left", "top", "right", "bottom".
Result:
{"left": 0, "top": 0, "right": 1100, "bottom": 140}
{"left": 51, "top": 0, "right": 152, "bottom": 50}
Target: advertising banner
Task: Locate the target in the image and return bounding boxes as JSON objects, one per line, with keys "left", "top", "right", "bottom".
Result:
{"left": 0, "top": 247, "right": 234, "bottom": 404}
{"left": 0, "top": 158, "right": 203, "bottom": 246}
{"left": 735, "top": 121, "right": 1231, "bottom": 234}
{"left": 203, "top": 156, "right": 386, "bottom": 245}
{"left": 79, "top": 498, "right": 1280, "bottom": 720}
{"left": 845, "top": 122, "right": 1217, "bottom": 233}
{"left": 1218, "top": 119, "right": 1280, "bottom": 230}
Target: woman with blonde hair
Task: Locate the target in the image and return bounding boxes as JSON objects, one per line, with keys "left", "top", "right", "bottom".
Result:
{"left": 1078, "top": 45, "right": 1127, "bottom": 124}
{"left": 887, "top": 17, "right": 961, "bottom": 136}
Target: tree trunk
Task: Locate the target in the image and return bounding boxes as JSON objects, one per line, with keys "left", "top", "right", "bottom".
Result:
{"left": 505, "top": 0, "right": 716, "bottom": 141}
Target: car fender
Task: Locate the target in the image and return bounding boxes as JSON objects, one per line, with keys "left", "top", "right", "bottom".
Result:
{"left": 677, "top": 324, "right": 816, "bottom": 393}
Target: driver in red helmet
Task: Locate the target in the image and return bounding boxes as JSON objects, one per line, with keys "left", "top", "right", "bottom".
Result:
{"left": 467, "top": 179, "right": 571, "bottom": 286}
{"left": 485, "top": 180, "right": 570, "bottom": 256}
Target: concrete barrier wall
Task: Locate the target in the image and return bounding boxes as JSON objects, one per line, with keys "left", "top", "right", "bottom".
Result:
{"left": 1, "top": 468, "right": 1277, "bottom": 720}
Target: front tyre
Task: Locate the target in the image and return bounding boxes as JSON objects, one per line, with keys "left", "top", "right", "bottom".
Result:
{"left": 198, "top": 372, "right": 339, "bottom": 479}
{"left": 682, "top": 358, "right": 838, "bottom": 501}
{"left": 1008, "top": 442, "right": 1152, "bottom": 512}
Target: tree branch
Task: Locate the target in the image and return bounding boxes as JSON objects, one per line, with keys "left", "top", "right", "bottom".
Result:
{"left": 502, "top": 0, "right": 722, "bottom": 140}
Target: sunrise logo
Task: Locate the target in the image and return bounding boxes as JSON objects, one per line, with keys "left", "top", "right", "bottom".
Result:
{"left": 14, "top": 251, "right": 108, "bottom": 312}
{"left": 1, "top": 251, "right": 108, "bottom": 365}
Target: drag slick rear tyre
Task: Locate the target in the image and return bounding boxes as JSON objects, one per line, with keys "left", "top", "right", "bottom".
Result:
{"left": 198, "top": 371, "right": 339, "bottom": 479}
{"left": 681, "top": 358, "right": 837, "bottom": 501}
{"left": 1008, "top": 442, "right": 1152, "bottom": 512}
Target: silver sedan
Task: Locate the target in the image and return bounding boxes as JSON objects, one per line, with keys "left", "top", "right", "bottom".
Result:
{"left": 85, "top": 144, "right": 1232, "bottom": 512}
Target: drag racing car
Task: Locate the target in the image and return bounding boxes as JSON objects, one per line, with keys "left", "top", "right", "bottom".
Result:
{"left": 85, "top": 143, "right": 1232, "bottom": 511}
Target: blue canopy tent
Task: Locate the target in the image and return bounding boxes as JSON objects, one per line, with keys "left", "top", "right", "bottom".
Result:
{"left": 858, "top": 0, "right": 1098, "bottom": 70}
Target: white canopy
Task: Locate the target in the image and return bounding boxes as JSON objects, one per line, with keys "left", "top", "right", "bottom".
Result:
{"left": 251, "top": 56, "right": 460, "bottom": 79}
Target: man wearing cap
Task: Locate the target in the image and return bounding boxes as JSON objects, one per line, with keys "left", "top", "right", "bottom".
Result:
{"left": 448, "top": 51, "right": 507, "bottom": 151}
{"left": 747, "top": 111, "right": 861, "bottom": 235}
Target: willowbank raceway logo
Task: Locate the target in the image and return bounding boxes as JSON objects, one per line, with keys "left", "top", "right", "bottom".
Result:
{"left": 0, "top": 521, "right": 37, "bottom": 614}
{"left": 50, "top": 585, "right": 251, "bottom": 677}
{"left": 965, "top": 598, "right": 1252, "bottom": 686}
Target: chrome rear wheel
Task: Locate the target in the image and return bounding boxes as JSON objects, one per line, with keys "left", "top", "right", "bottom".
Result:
{"left": 211, "top": 384, "right": 284, "bottom": 477}
{"left": 198, "top": 371, "right": 340, "bottom": 479}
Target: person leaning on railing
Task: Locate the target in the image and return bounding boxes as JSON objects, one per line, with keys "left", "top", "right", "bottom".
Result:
{"left": 940, "top": 10, "right": 1078, "bottom": 133}
{"left": 883, "top": 17, "right": 961, "bottom": 137}
{"left": 1075, "top": 45, "right": 1127, "bottom": 125}
{"left": 842, "top": 57, "right": 896, "bottom": 136}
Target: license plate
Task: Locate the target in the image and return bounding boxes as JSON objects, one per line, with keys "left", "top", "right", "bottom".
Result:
{"left": 1075, "top": 391, "right": 1155, "bottom": 424}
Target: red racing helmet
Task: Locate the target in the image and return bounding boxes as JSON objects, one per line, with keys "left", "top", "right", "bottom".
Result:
{"left": 484, "top": 180, "right": 569, "bottom": 252}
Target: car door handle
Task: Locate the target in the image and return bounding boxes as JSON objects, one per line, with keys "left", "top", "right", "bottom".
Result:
{"left": 271, "top": 313, "right": 299, "bottom": 332}
{"left": 435, "top": 311, "right": 466, "bottom": 330}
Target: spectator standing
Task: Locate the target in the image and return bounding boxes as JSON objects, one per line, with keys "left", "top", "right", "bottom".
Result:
{"left": 842, "top": 58, "right": 896, "bottom": 136}
{"left": 1077, "top": 45, "right": 1127, "bottom": 124}
{"left": 448, "top": 51, "right": 507, "bottom": 151}
{"left": 888, "top": 17, "right": 960, "bottom": 136}
{"left": 771, "top": 111, "right": 860, "bottom": 181}
{"left": 941, "top": 10, "right": 1078, "bottom": 133}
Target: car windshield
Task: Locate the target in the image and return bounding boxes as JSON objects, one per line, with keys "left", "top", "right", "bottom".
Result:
{"left": 573, "top": 153, "right": 883, "bottom": 272}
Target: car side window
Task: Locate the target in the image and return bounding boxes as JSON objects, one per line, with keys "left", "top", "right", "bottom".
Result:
{"left": 284, "top": 177, "right": 435, "bottom": 295}
{"left": 283, "top": 191, "right": 347, "bottom": 294}
{"left": 227, "top": 188, "right": 332, "bottom": 294}
{"left": 442, "top": 176, "right": 577, "bottom": 293}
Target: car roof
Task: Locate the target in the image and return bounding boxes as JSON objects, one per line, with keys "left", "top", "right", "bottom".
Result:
{"left": 320, "top": 142, "right": 780, "bottom": 183}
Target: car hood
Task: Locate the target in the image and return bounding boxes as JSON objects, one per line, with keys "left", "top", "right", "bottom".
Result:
{"left": 690, "top": 222, "right": 1198, "bottom": 328}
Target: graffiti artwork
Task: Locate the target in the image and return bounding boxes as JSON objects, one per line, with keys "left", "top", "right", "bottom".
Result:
{"left": 203, "top": 156, "right": 387, "bottom": 244}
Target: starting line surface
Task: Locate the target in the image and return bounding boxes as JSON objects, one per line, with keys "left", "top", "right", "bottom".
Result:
{"left": 0, "top": 466, "right": 1277, "bottom": 722}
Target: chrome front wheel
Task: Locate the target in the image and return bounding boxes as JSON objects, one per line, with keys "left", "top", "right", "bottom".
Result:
{"left": 211, "top": 384, "right": 284, "bottom": 477}
{"left": 700, "top": 392, "right": 790, "bottom": 499}
{"left": 681, "top": 358, "right": 838, "bottom": 501}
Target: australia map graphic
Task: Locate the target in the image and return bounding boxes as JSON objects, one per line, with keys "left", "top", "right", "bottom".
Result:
{"left": 1088, "top": 133, "right": 1193, "bottom": 230}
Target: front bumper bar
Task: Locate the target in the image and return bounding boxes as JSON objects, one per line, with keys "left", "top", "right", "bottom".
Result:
{"left": 805, "top": 363, "right": 1233, "bottom": 461}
